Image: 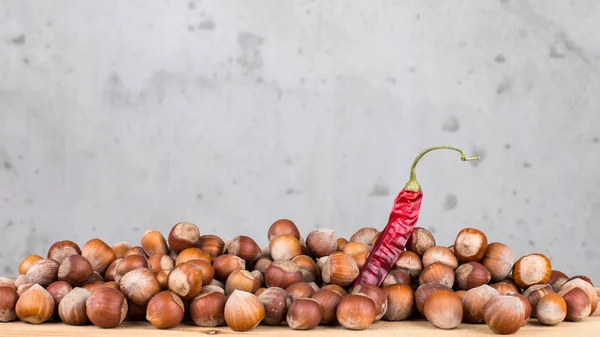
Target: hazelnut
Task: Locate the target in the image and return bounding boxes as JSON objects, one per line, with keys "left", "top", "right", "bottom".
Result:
{"left": 213, "top": 254, "right": 246, "bottom": 282}
{"left": 13, "top": 275, "right": 27, "bottom": 288}
{"left": 225, "top": 270, "right": 262, "bottom": 295}
{"left": 0, "top": 287, "right": 19, "bottom": 322}
{"left": 415, "top": 283, "right": 453, "bottom": 316}
{"left": 352, "top": 283, "right": 388, "bottom": 320}
{"left": 424, "top": 290, "right": 463, "bottom": 329}
{"left": 560, "top": 287, "right": 591, "bottom": 321}
{"left": 455, "top": 262, "right": 491, "bottom": 290}
{"left": 349, "top": 227, "right": 379, "bottom": 246}
{"left": 422, "top": 246, "right": 458, "bottom": 269}
{"left": 490, "top": 281, "right": 519, "bottom": 295}
{"left": 506, "top": 293, "right": 532, "bottom": 325}
{"left": 81, "top": 238, "right": 117, "bottom": 274}
{"left": 15, "top": 284, "right": 55, "bottom": 324}
{"left": 265, "top": 260, "right": 304, "bottom": 289}
{"left": 88, "top": 271, "right": 104, "bottom": 283}
{"left": 18, "top": 254, "right": 43, "bottom": 275}
{"left": 227, "top": 236, "right": 262, "bottom": 264}
{"left": 168, "top": 262, "right": 203, "bottom": 300}
{"left": 254, "top": 287, "right": 267, "bottom": 296}
{"left": 120, "top": 268, "right": 161, "bottom": 306}
{"left": 268, "top": 219, "right": 301, "bottom": 241}
{"left": 257, "top": 287, "right": 288, "bottom": 325}
{"left": 58, "top": 255, "right": 94, "bottom": 286}
{"left": 111, "top": 242, "right": 132, "bottom": 259}
{"left": 550, "top": 270, "right": 569, "bottom": 293}
{"left": 46, "top": 280, "right": 72, "bottom": 314}
{"left": 146, "top": 291, "right": 185, "bottom": 329}
{"left": 406, "top": 227, "right": 436, "bottom": 256}
{"left": 124, "top": 246, "right": 147, "bottom": 258}
{"left": 481, "top": 242, "right": 514, "bottom": 282}
{"left": 148, "top": 254, "right": 175, "bottom": 273}
{"left": 568, "top": 275, "right": 594, "bottom": 286}
{"left": 0, "top": 277, "right": 16, "bottom": 290}
{"left": 81, "top": 281, "right": 104, "bottom": 293}
{"left": 454, "top": 228, "right": 488, "bottom": 262}
{"left": 141, "top": 230, "right": 169, "bottom": 256}
{"left": 353, "top": 251, "right": 369, "bottom": 269}
{"left": 86, "top": 287, "right": 128, "bottom": 328}
{"left": 287, "top": 298, "right": 323, "bottom": 330}
{"left": 113, "top": 255, "right": 149, "bottom": 283}
{"left": 224, "top": 290, "right": 265, "bottom": 331}
{"left": 305, "top": 229, "right": 337, "bottom": 258}
{"left": 461, "top": 285, "right": 499, "bottom": 323}
{"left": 393, "top": 251, "right": 423, "bottom": 279}
{"left": 382, "top": 284, "right": 413, "bottom": 321}
{"left": 102, "top": 281, "right": 121, "bottom": 291}
{"left": 17, "top": 283, "right": 35, "bottom": 296}
{"left": 253, "top": 257, "right": 273, "bottom": 275}
{"left": 209, "top": 279, "right": 225, "bottom": 289}
{"left": 560, "top": 278, "right": 597, "bottom": 314}
{"left": 197, "top": 235, "right": 225, "bottom": 259}
{"left": 47, "top": 240, "right": 82, "bottom": 264}
{"left": 104, "top": 258, "right": 120, "bottom": 282}
{"left": 187, "top": 259, "right": 215, "bottom": 285}
{"left": 25, "top": 258, "right": 59, "bottom": 287}
{"left": 523, "top": 284, "right": 554, "bottom": 310}
{"left": 321, "top": 252, "right": 359, "bottom": 287}
{"left": 535, "top": 293, "right": 566, "bottom": 325}
{"left": 311, "top": 288, "right": 342, "bottom": 324}
{"left": 127, "top": 302, "right": 148, "bottom": 321}
{"left": 322, "top": 284, "right": 347, "bottom": 297}
{"left": 512, "top": 253, "right": 552, "bottom": 289}
{"left": 168, "top": 222, "right": 200, "bottom": 253}
{"left": 419, "top": 262, "right": 455, "bottom": 288}
{"left": 286, "top": 282, "right": 316, "bottom": 302}
{"left": 190, "top": 287, "right": 226, "bottom": 327}
{"left": 483, "top": 295, "right": 526, "bottom": 334}
{"left": 270, "top": 235, "right": 302, "bottom": 261}
{"left": 336, "top": 293, "right": 377, "bottom": 330}
{"left": 342, "top": 242, "right": 371, "bottom": 258}
{"left": 58, "top": 287, "right": 91, "bottom": 325}
{"left": 383, "top": 269, "right": 411, "bottom": 287}
{"left": 336, "top": 238, "right": 349, "bottom": 251}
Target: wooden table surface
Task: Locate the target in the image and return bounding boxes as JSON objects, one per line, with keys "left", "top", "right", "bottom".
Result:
{"left": 2, "top": 290, "right": 599, "bottom": 337}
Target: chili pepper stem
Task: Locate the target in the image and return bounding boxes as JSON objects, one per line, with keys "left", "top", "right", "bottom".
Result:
{"left": 404, "top": 146, "right": 480, "bottom": 192}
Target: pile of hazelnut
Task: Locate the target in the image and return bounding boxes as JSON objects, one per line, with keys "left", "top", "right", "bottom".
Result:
{"left": 0, "top": 220, "right": 597, "bottom": 334}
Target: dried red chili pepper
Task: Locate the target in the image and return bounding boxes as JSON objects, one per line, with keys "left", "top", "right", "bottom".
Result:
{"left": 354, "top": 146, "right": 480, "bottom": 287}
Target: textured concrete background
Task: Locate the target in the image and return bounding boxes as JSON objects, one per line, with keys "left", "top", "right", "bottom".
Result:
{"left": 1, "top": 1, "right": 599, "bottom": 281}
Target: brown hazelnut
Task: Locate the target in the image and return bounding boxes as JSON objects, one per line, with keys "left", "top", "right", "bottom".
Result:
{"left": 512, "top": 253, "right": 552, "bottom": 289}
{"left": 406, "top": 227, "right": 436, "bottom": 256}
{"left": 535, "top": 293, "right": 566, "bottom": 325}
{"left": 124, "top": 246, "right": 147, "bottom": 258}
{"left": 523, "top": 284, "right": 555, "bottom": 310}
{"left": 461, "top": 285, "right": 499, "bottom": 323}
{"left": 336, "top": 238, "right": 349, "bottom": 251}
{"left": 268, "top": 219, "right": 301, "bottom": 241}
{"left": 424, "top": 290, "right": 463, "bottom": 329}
{"left": 342, "top": 242, "right": 371, "bottom": 258}
{"left": 305, "top": 229, "right": 337, "bottom": 258}
{"left": 265, "top": 260, "right": 304, "bottom": 289}
{"left": 148, "top": 254, "right": 175, "bottom": 273}
{"left": 190, "top": 287, "right": 226, "bottom": 327}
{"left": 455, "top": 262, "right": 491, "bottom": 290}
{"left": 454, "top": 228, "right": 488, "bottom": 262}
{"left": 560, "top": 278, "right": 597, "bottom": 314}
{"left": 58, "top": 255, "right": 94, "bottom": 286}
{"left": 483, "top": 295, "right": 526, "bottom": 334}
{"left": 227, "top": 236, "right": 261, "bottom": 264}
{"left": 25, "top": 258, "right": 59, "bottom": 287}
{"left": 257, "top": 287, "right": 287, "bottom": 325}
{"left": 168, "top": 222, "right": 200, "bottom": 253}
{"left": 15, "top": 284, "right": 55, "bottom": 324}
{"left": 419, "top": 262, "right": 455, "bottom": 288}
{"left": 353, "top": 251, "right": 369, "bottom": 269}
{"left": 120, "top": 268, "right": 161, "bottom": 306}
{"left": 550, "top": 270, "right": 569, "bottom": 293}
{"left": 167, "top": 262, "right": 203, "bottom": 300}
{"left": 415, "top": 283, "right": 452, "bottom": 316}
{"left": 224, "top": 290, "right": 265, "bottom": 331}
{"left": 209, "top": 279, "right": 225, "bottom": 289}
{"left": 13, "top": 275, "right": 27, "bottom": 288}
{"left": 287, "top": 298, "right": 323, "bottom": 330}
{"left": 104, "top": 258, "right": 120, "bottom": 282}
{"left": 17, "top": 283, "right": 35, "bottom": 296}
{"left": 155, "top": 270, "right": 170, "bottom": 290}
{"left": 560, "top": 287, "right": 592, "bottom": 321}
{"left": 86, "top": 287, "right": 127, "bottom": 328}
{"left": 352, "top": 283, "right": 387, "bottom": 320}
{"left": 187, "top": 259, "right": 215, "bottom": 285}
{"left": 81, "top": 238, "right": 117, "bottom": 274}
{"left": 490, "top": 281, "right": 519, "bottom": 295}
{"left": 213, "top": 254, "right": 245, "bottom": 282}
{"left": 349, "top": 227, "right": 379, "bottom": 246}
{"left": 46, "top": 280, "right": 72, "bottom": 313}
{"left": 253, "top": 256, "right": 273, "bottom": 274}
{"left": 381, "top": 284, "right": 413, "bottom": 321}
{"left": 393, "top": 251, "right": 423, "bottom": 279}
{"left": 102, "top": 281, "right": 120, "bottom": 291}
{"left": 58, "top": 287, "right": 91, "bottom": 325}
{"left": 175, "top": 248, "right": 211, "bottom": 265}
{"left": 568, "top": 275, "right": 594, "bottom": 286}
{"left": 321, "top": 252, "right": 359, "bottom": 287}
{"left": 88, "top": 271, "right": 104, "bottom": 283}
{"left": 197, "top": 235, "right": 225, "bottom": 259}
{"left": 113, "top": 255, "right": 149, "bottom": 283}
{"left": 481, "top": 242, "right": 514, "bottom": 282}
{"left": 506, "top": 293, "right": 532, "bottom": 325}
{"left": 422, "top": 246, "right": 458, "bottom": 269}
{"left": 111, "top": 242, "right": 132, "bottom": 259}
{"left": 336, "top": 293, "right": 377, "bottom": 330}
{"left": 225, "top": 270, "right": 261, "bottom": 295}
{"left": 269, "top": 235, "right": 302, "bottom": 261}
{"left": 81, "top": 281, "right": 104, "bottom": 293}
{"left": 141, "top": 230, "right": 169, "bottom": 256}
{"left": 311, "top": 288, "right": 342, "bottom": 324}
{"left": 0, "top": 287, "right": 19, "bottom": 322}
{"left": 383, "top": 269, "right": 411, "bottom": 287}
{"left": 18, "top": 254, "right": 43, "bottom": 275}
{"left": 0, "top": 277, "right": 16, "bottom": 290}
{"left": 47, "top": 240, "right": 81, "bottom": 263}
{"left": 286, "top": 282, "right": 316, "bottom": 302}
{"left": 322, "top": 284, "right": 347, "bottom": 297}
{"left": 146, "top": 290, "right": 185, "bottom": 329}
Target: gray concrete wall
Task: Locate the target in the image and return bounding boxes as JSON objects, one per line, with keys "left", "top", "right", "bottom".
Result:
{"left": 1, "top": 1, "right": 599, "bottom": 281}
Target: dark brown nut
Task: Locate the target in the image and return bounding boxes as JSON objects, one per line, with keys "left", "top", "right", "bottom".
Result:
{"left": 86, "top": 287, "right": 127, "bottom": 328}
{"left": 481, "top": 242, "right": 514, "bottom": 282}
{"left": 512, "top": 253, "right": 552, "bottom": 289}
{"left": 419, "top": 262, "right": 455, "bottom": 288}
{"left": 26, "top": 258, "right": 59, "bottom": 287}
{"left": 197, "top": 235, "right": 225, "bottom": 259}
{"left": 422, "top": 246, "right": 458, "bottom": 269}
{"left": 15, "top": 284, "right": 55, "bottom": 324}
{"left": 120, "top": 268, "right": 161, "bottom": 306}
{"left": 454, "top": 228, "right": 488, "bottom": 262}
{"left": 461, "top": 285, "right": 499, "bottom": 323}
{"left": 455, "top": 262, "right": 491, "bottom": 290}
{"left": 286, "top": 282, "right": 316, "bottom": 302}
{"left": 253, "top": 257, "right": 273, "bottom": 275}
{"left": 393, "top": 251, "right": 423, "bottom": 279}
{"left": 146, "top": 290, "right": 185, "bottom": 329}
{"left": 383, "top": 269, "right": 411, "bottom": 287}
{"left": 311, "top": 288, "right": 342, "bottom": 324}
{"left": 148, "top": 254, "right": 175, "bottom": 273}
{"left": 268, "top": 219, "right": 301, "bottom": 241}
{"left": 167, "top": 262, "right": 203, "bottom": 300}
{"left": 47, "top": 240, "right": 81, "bottom": 264}
{"left": 321, "top": 252, "right": 359, "bottom": 287}
{"left": 336, "top": 293, "right": 377, "bottom": 330}
{"left": 258, "top": 287, "right": 288, "bottom": 326}
{"left": 535, "top": 293, "right": 566, "bottom": 325}
{"left": 523, "top": 284, "right": 554, "bottom": 311}
{"left": 560, "top": 287, "right": 592, "bottom": 321}
{"left": 406, "top": 227, "right": 436, "bottom": 256}
{"left": 286, "top": 298, "right": 322, "bottom": 330}
{"left": 349, "top": 228, "right": 379, "bottom": 246}
{"left": 305, "top": 229, "right": 337, "bottom": 258}
{"left": 213, "top": 254, "right": 245, "bottom": 282}
{"left": 189, "top": 287, "right": 226, "bottom": 327}
{"left": 265, "top": 260, "right": 304, "bottom": 289}
{"left": 111, "top": 242, "right": 132, "bottom": 259}
{"left": 141, "top": 230, "right": 169, "bottom": 256}
{"left": 81, "top": 238, "right": 117, "bottom": 274}
{"left": 0, "top": 287, "right": 19, "bottom": 322}
{"left": 382, "top": 284, "right": 413, "bottom": 321}
{"left": 227, "top": 236, "right": 261, "bottom": 264}
{"left": 58, "top": 287, "right": 91, "bottom": 325}
{"left": 415, "top": 283, "right": 453, "bottom": 316}
{"left": 550, "top": 270, "right": 569, "bottom": 293}
{"left": 168, "top": 222, "right": 201, "bottom": 253}
{"left": 270, "top": 235, "right": 302, "bottom": 261}
{"left": 352, "top": 283, "right": 388, "bottom": 320}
